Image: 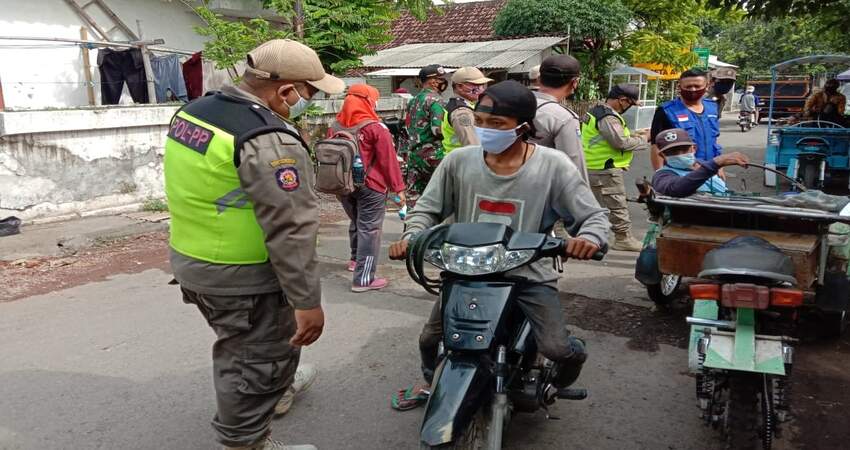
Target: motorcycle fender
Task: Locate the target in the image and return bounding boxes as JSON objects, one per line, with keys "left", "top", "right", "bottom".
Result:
{"left": 442, "top": 280, "right": 515, "bottom": 352}
{"left": 420, "top": 354, "right": 490, "bottom": 447}
{"left": 703, "top": 308, "right": 786, "bottom": 375}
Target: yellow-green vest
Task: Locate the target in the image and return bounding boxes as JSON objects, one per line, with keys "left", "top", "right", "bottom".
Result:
{"left": 164, "top": 92, "right": 304, "bottom": 264}
{"left": 441, "top": 97, "right": 474, "bottom": 154}
{"left": 582, "top": 104, "right": 633, "bottom": 170}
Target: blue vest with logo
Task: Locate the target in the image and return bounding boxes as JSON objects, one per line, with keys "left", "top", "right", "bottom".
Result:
{"left": 657, "top": 165, "right": 727, "bottom": 194}
{"left": 662, "top": 98, "right": 723, "bottom": 161}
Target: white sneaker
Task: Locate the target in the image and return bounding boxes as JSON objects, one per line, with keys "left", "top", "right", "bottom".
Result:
{"left": 274, "top": 364, "right": 318, "bottom": 416}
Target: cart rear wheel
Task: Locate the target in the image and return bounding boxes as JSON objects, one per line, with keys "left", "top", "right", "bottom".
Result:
{"left": 647, "top": 274, "right": 681, "bottom": 305}
{"left": 800, "top": 162, "right": 819, "bottom": 189}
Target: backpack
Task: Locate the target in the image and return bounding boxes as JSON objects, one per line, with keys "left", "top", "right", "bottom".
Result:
{"left": 314, "top": 120, "right": 376, "bottom": 195}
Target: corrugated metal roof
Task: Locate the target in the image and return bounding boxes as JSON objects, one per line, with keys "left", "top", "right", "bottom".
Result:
{"left": 361, "top": 36, "right": 566, "bottom": 70}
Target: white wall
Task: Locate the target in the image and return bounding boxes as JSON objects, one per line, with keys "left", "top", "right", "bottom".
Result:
{"left": 0, "top": 97, "right": 409, "bottom": 221}
{"left": 0, "top": 0, "right": 208, "bottom": 110}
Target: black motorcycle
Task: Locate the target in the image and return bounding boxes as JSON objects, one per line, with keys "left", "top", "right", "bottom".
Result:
{"left": 405, "top": 222, "right": 604, "bottom": 449}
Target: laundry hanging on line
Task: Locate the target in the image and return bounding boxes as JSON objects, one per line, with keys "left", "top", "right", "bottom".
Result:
{"left": 151, "top": 53, "right": 188, "bottom": 102}
{"left": 97, "top": 48, "right": 149, "bottom": 105}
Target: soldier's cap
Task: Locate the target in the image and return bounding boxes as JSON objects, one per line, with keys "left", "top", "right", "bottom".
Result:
{"left": 656, "top": 128, "right": 696, "bottom": 154}
{"left": 475, "top": 80, "right": 537, "bottom": 124}
{"left": 419, "top": 64, "right": 448, "bottom": 82}
{"left": 608, "top": 83, "right": 641, "bottom": 104}
{"left": 451, "top": 67, "right": 493, "bottom": 85}
{"left": 529, "top": 65, "right": 541, "bottom": 80}
{"left": 245, "top": 39, "right": 345, "bottom": 95}
{"left": 540, "top": 55, "right": 581, "bottom": 79}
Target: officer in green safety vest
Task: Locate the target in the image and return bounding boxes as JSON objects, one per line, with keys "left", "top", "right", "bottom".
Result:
{"left": 441, "top": 66, "right": 492, "bottom": 153}
{"left": 165, "top": 39, "right": 344, "bottom": 450}
{"left": 582, "top": 83, "right": 651, "bottom": 252}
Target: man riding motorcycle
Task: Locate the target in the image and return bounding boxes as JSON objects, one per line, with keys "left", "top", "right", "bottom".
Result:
{"left": 388, "top": 80, "right": 611, "bottom": 410}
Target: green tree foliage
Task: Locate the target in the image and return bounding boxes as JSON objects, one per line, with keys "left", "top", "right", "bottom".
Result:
{"left": 708, "top": 0, "right": 841, "bottom": 17}
{"left": 301, "top": 0, "right": 396, "bottom": 72}
{"left": 493, "top": 0, "right": 632, "bottom": 91}
{"left": 194, "top": 0, "right": 434, "bottom": 74}
{"left": 707, "top": 17, "right": 845, "bottom": 77}
{"left": 621, "top": 0, "right": 741, "bottom": 72}
{"left": 193, "top": 6, "right": 290, "bottom": 70}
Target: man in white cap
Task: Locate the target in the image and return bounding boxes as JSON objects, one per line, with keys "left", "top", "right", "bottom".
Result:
{"left": 441, "top": 66, "right": 493, "bottom": 153}
{"left": 740, "top": 85, "right": 758, "bottom": 126}
{"left": 529, "top": 64, "right": 541, "bottom": 90}
{"left": 165, "top": 39, "right": 344, "bottom": 450}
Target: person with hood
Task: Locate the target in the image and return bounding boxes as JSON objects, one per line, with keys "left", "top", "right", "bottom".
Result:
{"left": 331, "top": 85, "right": 406, "bottom": 292}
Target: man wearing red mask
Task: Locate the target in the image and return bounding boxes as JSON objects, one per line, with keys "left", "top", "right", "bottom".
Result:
{"left": 650, "top": 69, "right": 723, "bottom": 172}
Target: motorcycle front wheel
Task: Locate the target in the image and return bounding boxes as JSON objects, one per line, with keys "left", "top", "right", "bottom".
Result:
{"left": 421, "top": 406, "right": 490, "bottom": 450}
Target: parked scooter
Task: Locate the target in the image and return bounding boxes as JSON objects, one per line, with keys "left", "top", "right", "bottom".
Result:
{"left": 405, "top": 222, "right": 604, "bottom": 449}
{"left": 686, "top": 236, "right": 799, "bottom": 450}
{"left": 738, "top": 110, "right": 754, "bottom": 132}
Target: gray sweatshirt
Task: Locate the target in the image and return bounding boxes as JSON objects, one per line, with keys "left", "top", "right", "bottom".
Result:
{"left": 402, "top": 144, "right": 610, "bottom": 284}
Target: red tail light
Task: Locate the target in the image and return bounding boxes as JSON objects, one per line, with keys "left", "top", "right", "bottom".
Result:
{"left": 721, "top": 284, "right": 771, "bottom": 309}
{"left": 689, "top": 284, "right": 720, "bottom": 300}
{"left": 770, "top": 288, "right": 804, "bottom": 307}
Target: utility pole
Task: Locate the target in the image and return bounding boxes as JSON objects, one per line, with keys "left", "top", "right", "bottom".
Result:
{"left": 294, "top": 0, "right": 304, "bottom": 39}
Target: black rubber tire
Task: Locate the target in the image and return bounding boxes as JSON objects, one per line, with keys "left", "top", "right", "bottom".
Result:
{"left": 741, "top": 124, "right": 746, "bottom": 132}
{"left": 421, "top": 407, "right": 489, "bottom": 450}
{"left": 646, "top": 274, "right": 681, "bottom": 306}
{"left": 800, "top": 162, "right": 819, "bottom": 189}
{"left": 724, "top": 375, "right": 762, "bottom": 450}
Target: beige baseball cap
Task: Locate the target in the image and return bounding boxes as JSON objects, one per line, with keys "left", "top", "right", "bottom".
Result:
{"left": 451, "top": 67, "right": 493, "bottom": 85}
{"left": 245, "top": 39, "right": 345, "bottom": 95}
{"left": 529, "top": 65, "right": 541, "bottom": 80}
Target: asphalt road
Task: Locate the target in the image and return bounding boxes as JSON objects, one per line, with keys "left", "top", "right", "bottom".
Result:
{"left": 2, "top": 119, "right": 835, "bottom": 450}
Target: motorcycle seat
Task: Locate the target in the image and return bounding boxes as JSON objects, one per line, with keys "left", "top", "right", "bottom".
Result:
{"left": 698, "top": 236, "right": 797, "bottom": 285}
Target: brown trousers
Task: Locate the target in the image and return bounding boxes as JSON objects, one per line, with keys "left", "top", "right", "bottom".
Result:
{"left": 182, "top": 288, "right": 300, "bottom": 447}
{"left": 588, "top": 168, "right": 632, "bottom": 235}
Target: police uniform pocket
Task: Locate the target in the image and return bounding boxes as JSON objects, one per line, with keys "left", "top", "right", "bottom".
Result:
{"left": 198, "top": 294, "right": 255, "bottom": 332}
{"left": 237, "top": 341, "right": 296, "bottom": 395}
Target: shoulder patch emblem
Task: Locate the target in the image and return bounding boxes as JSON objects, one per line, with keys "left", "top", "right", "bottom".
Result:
{"left": 276, "top": 167, "right": 300, "bottom": 191}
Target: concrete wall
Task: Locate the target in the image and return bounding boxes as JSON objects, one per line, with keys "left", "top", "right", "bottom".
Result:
{"left": 0, "top": 97, "right": 408, "bottom": 222}
{"left": 0, "top": 0, "right": 207, "bottom": 110}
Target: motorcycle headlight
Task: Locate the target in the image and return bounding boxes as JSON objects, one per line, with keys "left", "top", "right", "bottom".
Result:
{"left": 425, "top": 243, "right": 536, "bottom": 275}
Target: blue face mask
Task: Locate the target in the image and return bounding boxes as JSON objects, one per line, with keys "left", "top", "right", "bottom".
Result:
{"left": 286, "top": 89, "right": 311, "bottom": 119}
{"left": 475, "top": 124, "right": 523, "bottom": 154}
{"left": 666, "top": 153, "right": 696, "bottom": 170}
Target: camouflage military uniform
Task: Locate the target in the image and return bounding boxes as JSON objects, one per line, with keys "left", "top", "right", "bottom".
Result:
{"left": 400, "top": 87, "right": 446, "bottom": 196}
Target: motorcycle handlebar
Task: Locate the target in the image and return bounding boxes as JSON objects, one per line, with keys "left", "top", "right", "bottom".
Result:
{"left": 541, "top": 237, "right": 607, "bottom": 261}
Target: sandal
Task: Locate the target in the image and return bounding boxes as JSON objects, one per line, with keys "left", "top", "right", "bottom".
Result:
{"left": 390, "top": 385, "right": 430, "bottom": 411}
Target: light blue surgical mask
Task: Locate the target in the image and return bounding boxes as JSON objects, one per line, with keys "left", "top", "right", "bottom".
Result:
{"left": 286, "top": 89, "right": 311, "bottom": 119}
{"left": 666, "top": 153, "right": 696, "bottom": 170}
{"left": 475, "top": 124, "right": 523, "bottom": 154}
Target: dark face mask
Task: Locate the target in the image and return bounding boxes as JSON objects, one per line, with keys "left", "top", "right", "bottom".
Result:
{"left": 619, "top": 98, "right": 633, "bottom": 114}
{"left": 681, "top": 88, "right": 706, "bottom": 103}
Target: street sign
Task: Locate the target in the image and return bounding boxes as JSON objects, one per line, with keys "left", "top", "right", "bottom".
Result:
{"left": 694, "top": 48, "right": 710, "bottom": 69}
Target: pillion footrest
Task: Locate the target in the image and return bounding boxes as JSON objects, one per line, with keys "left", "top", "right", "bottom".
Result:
{"left": 557, "top": 388, "right": 588, "bottom": 400}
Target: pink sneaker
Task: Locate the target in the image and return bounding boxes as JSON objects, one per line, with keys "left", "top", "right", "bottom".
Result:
{"left": 347, "top": 260, "right": 356, "bottom": 272}
{"left": 352, "top": 278, "right": 388, "bottom": 292}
